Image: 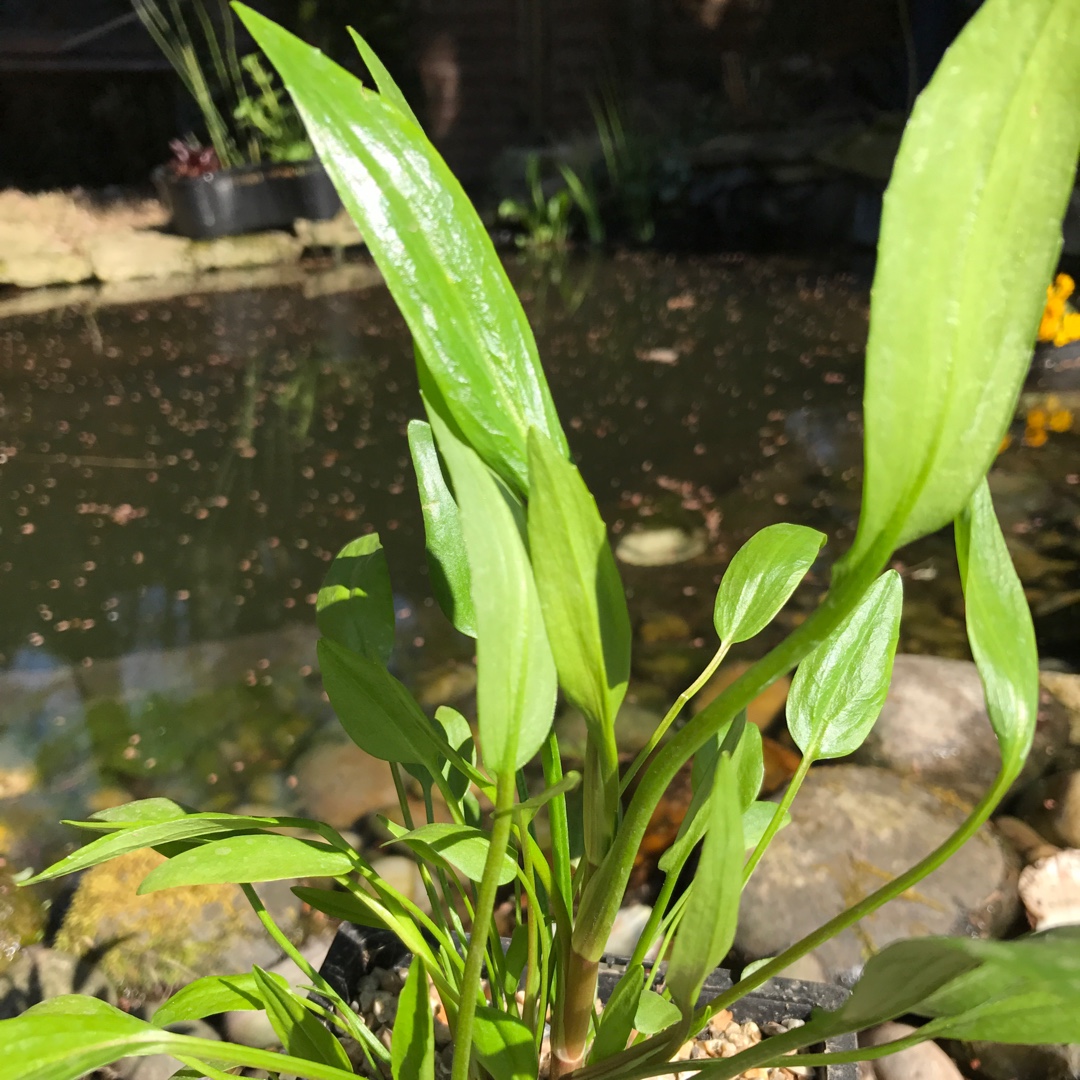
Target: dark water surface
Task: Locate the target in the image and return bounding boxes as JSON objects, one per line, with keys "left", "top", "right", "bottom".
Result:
{"left": 1, "top": 252, "right": 1077, "bottom": 871}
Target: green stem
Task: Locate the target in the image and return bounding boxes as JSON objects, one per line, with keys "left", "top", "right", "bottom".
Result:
{"left": 627, "top": 872, "right": 677, "bottom": 971}
{"left": 741, "top": 752, "right": 814, "bottom": 884}
{"left": 451, "top": 772, "right": 516, "bottom": 1080}
{"left": 542, "top": 731, "right": 574, "bottom": 915}
{"left": 574, "top": 564, "right": 879, "bottom": 964}
{"left": 621, "top": 643, "right": 730, "bottom": 794}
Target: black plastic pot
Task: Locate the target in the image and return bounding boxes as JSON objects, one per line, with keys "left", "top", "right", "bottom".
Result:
{"left": 153, "top": 158, "right": 341, "bottom": 240}
{"left": 317, "top": 924, "right": 859, "bottom": 1079}
{"left": 1031, "top": 338, "right": 1080, "bottom": 391}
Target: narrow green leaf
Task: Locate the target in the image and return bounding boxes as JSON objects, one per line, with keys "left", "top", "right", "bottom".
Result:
{"left": 318, "top": 638, "right": 439, "bottom": 768}
{"left": 431, "top": 413, "right": 557, "bottom": 773}
{"left": 844, "top": 0, "right": 1080, "bottom": 568}
{"left": 787, "top": 570, "right": 902, "bottom": 760}
{"left": 526, "top": 428, "right": 631, "bottom": 730}
{"left": 386, "top": 822, "right": 518, "bottom": 885}
{"left": 237, "top": 6, "right": 567, "bottom": 494}
{"left": 495, "top": 772, "right": 581, "bottom": 820}
{"left": 291, "top": 885, "right": 389, "bottom": 930}
{"left": 633, "top": 989, "right": 683, "bottom": 1035}
{"left": 589, "top": 966, "right": 645, "bottom": 1063}
{"left": 471, "top": 1007, "right": 539, "bottom": 1080}
{"left": 23, "top": 812, "right": 289, "bottom": 884}
{"left": 85, "top": 798, "right": 189, "bottom": 827}
{"left": 0, "top": 997, "right": 359, "bottom": 1080}
{"left": 347, "top": 27, "right": 420, "bottom": 127}
{"left": 955, "top": 480, "right": 1039, "bottom": 780}
{"left": 317, "top": 534, "right": 395, "bottom": 663}
{"left": 138, "top": 835, "right": 353, "bottom": 893}
{"left": 665, "top": 753, "right": 744, "bottom": 1011}
{"left": 407, "top": 420, "right": 476, "bottom": 637}
{"left": 713, "top": 524, "right": 825, "bottom": 643}
{"left": 153, "top": 972, "right": 290, "bottom": 1026}
{"left": 391, "top": 956, "right": 435, "bottom": 1080}
{"left": 503, "top": 924, "right": 530, "bottom": 999}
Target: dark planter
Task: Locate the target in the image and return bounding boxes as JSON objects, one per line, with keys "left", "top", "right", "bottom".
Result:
{"left": 153, "top": 158, "right": 341, "bottom": 240}
{"left": 317, "top": 924, "right": 859, "bottom": 1079}
{"left": 1031, "top": 338, "right": 1080, "bottom": 392}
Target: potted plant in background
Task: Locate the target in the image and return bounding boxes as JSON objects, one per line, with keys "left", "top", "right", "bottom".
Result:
{"left": 134, "top": 0, "right": 341, "bottom": 238}
{"left": 4, "top": 0, "right": 1080, "bottom": 1078}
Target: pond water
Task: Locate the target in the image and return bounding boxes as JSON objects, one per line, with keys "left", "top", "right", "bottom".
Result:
{"left": 1, "top": 252, "right": 1078, "bottom": 876}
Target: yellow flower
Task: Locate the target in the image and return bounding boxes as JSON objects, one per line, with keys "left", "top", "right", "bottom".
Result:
{"left": 1054, "top": 311, "right": 1080, "bottom": 346}
{"left": 1049, "top": 408, "right": 1074, "bottom": 433}
{"left": 1023, "top": 425, "right": 1048, "bottom": 448}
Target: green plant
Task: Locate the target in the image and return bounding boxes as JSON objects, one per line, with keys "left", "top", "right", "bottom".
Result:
{"left": 498, "top": 154, "right": 604, "bottom": 250}
{"left": 6, "top": 1, "right": 1080, "bottom": 1078}
{"left": 132, "top": 0, "right": 312, "bottom": 168}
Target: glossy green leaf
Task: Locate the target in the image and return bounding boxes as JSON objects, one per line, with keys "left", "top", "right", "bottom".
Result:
{"left": 392, "top": 955, "right": 435, "bottom": 1080}
{"left": 844, "top": 0, "right": 1080, "bottom": 568}
{"left": 0, "top": 996, "right": 358, "bottom": 1080}
{"left": 85, "top": 798, "right": 189, "bottom": 827}
{"left": 503, "top": 924, "right": 530, "bottom": 999}
{"left": 742, "top": 801, "right": 789, "bottom": 850}
{"left": 955, "top": 480, "right": 1039, "bottom": 780}
{"left": 633, "top": 989, "right": 682, "bottom": 1035}
{"left": 431, "top": 413, "right": 557, "bottom": 774}
{"left": 138, "top": 835, "right": 353, "bottom": 893}
{"left": 251, "top": 965, "right": 353, "bottom": 1071}
{"left": 589, "top": 966, "right": 645, "bottom": 1063}
{"left": 347, "top": 27, "right": 420, "bottom": 127}
{"left": 237, "top": 7, "right": 567, "bottom": 495}
{"left": 407, "top": 420, "right": 476, "bottom": 637}
{"left": 471, "top": 1006, "right": 539, "bottom": 1080}
{"left": 153, "top": 971, "right": 290, "bottom": 1026}
{"left": 713, "top": 524, "right": 825, "bottom": 643}
{"left": 291, "top": 885, "right": 388, "bottom": 930}
{"left": 24, "top": 812, "right": 291, "bottom": 884}
{"left": 665, "top": 753, "right": 744, "bottom": 1011}
{"left": 526, "top": 428, "right": 631, "bottom": 731}
{"left": 787, "top": 570, "right": 902, "bottom": 760}
{"left": 317, "top": 534, "right": 395, "bottom": 663}
{"left": 318, "top": 638, "right": 439, "bottom": 768}
{"left": 405, "top": 705, "right": 478, "bottom": 803}
{"left": 495, "top": 772, "right": 581, "bottom": 820}
{"left": 388, "top": 822, "right": 518, "bottom": 885}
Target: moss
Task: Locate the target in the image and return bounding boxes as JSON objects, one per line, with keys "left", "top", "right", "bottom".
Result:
{"left": 0, "top": 867, "right": 45, "bottom": 975}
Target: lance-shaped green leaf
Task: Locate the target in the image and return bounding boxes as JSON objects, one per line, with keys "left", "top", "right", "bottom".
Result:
{"left": 844, "top": 0, "right": 1080, "bottom": 569}
{"left": 392, "top": 956, "right": 435, "bottom": 1080}
{"left": 318, "top": 638, "right": 440, "bottom": 768}
{"left": 431, "top": 414, "right": 557, "bottom": 774}
{"left": 407, "top": 420, "right": 476, "bottom": 637}
{"left": 634, "top": 990, "right": 683, "bottom": 1035}
{"left": 495, "top": 772, "right": 581, "bottom": 823}
{"left": 955, "top": 480, "right": 1039, "bottom": 782}
{"left": 713, "top": 524, "right": 825, "bottom": 643}
{"left": 658, "top": 715, "right": 761, "bottom": 876}
{"left": 252, "top": 965, "right": 353, "bottom": 1071}
{"left": 347, "top": 27, "right": 420, "bottom": 128}
{"left": 405, "top": 705, "right": 479, "bottom": 804}
{"left": 237, "top": 7, "right": 567, "bottom": 495}
{"left": 85, "top": 798, "right": 189, "bottom": 827}
{"left": 382, "top": 821, "right": 518, "bottom": 885}
{"left": 291, "top": 885, "right": 389, "bottom": 930}
{"left": 317, "top": 534, "right": 395, "bottom": 663}
{"left": 137, "top": 835, "right": 354, "bottom": 893}
{"left": 472, "top": 1007, "right": 539, "bottom": 1080}
{"left": 526, "top": 428, "right": 631, "bottom": 730}
{"left": 588, "top": 966, "right": 645, "bottom": 1064}
{"left": 665, "top": 753, "right": 744, "bottom": 1011}
{"left": 153, "top": 972, "right": 290, "bottom": 1027}
{"left": 787, "top": 571, "right": 902, "bottom": 760}
{"left": 0, "top": 996, "right": 359, "bottom": 1080}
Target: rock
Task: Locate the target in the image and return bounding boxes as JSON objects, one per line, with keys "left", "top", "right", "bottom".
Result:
{"left": 735, "top": 766, "right": 1019, "bottom": 984}
{"left": 415, "top": 661, "right": 477, "bottom": 709}
{"left": 0, "top": 251, "right": 94, "bottom": 288}
{"left": 115, "top": 1020, "right": 219, "bottom": 1080}
{"left": 294, "top": 211, "right": 363, "bottom": 249}
{"left": 692, "top": 661, "right": 791, "bottom": 732}
{"left": 86, "top": 230, "right": 194, "bottom": 282}
{"left": 1040, "top": 670, "right": 1080, "bottom": 745}
{"left": 556, "top": 698, "right": 665, "bottom": 761}
{"left": 955, "top": 1042, "right": 1080, "bottom": 1080}
{"left": 994, "top": 816, "right": 1060, "bottom": 865}
{"left": 294, "top": 737, "right": 399, "bottom": 830}
{"left": 0, "top": 221, "right": 71, "bottom": 257}
{"left": 1018, "top": 849, "right": 1080, "bottom": 931}
{"left": 191, "top": 231, "right": 303, "bottom": 272}
{"left": 55, "top": 848, "right": 309, "bottom": 997}
{"left": 848, "top": 655, "right": 1070, "bottom": 799}
{"left": 0, "top": 867, "right": 44, "bottom": 973}
{"left": 615, "top": 527, "right": 707, "bottom": 567}
{"left": 1014, "top": 770, "right": 1080, "bottom": 848}
{"left": 369, "top": 856, "right": 429, "bottom": 913}
{"left": 0, "top": 945, "right": 116, "bottom": 1019}
{"left": 861, "top": 1023, "right": 963, "bottom": 1080}
{"left": 639, "top": 614, "right": 693, "bottom": 644}
{"left": 605, "top": 903, "right": 653, "bottom": 958}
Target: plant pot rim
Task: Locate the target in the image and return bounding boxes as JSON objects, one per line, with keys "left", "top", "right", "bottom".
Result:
{"left": 317, "top": 923, "right": 859, "bottom": 1080}
{"left": 152, "top": 157, "right": 328, "bottom": 186}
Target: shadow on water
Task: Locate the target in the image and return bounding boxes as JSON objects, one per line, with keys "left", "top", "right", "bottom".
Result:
{"left": 0, "top": 252, "right": 1078, "bottom": 870}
